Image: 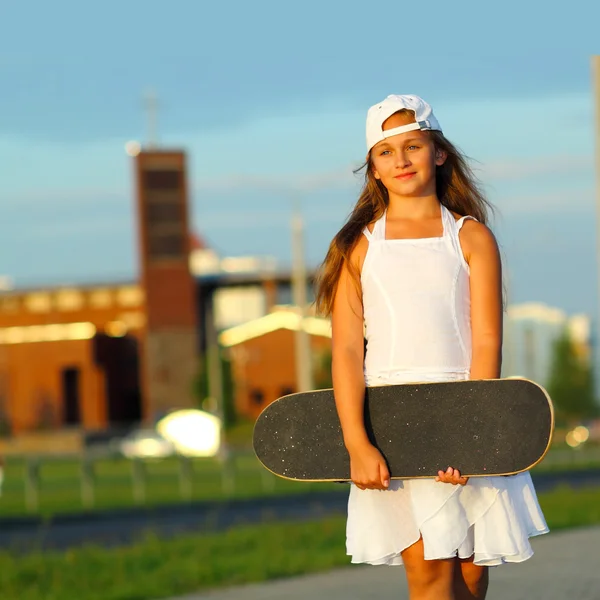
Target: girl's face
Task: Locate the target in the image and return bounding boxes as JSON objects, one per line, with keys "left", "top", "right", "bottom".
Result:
{"left": 370, "top": 111, "right": 446, "bottom": 199}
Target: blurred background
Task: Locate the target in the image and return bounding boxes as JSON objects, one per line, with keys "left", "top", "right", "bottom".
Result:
{"left": 0, "top": 1, "right": 599, "bottom": 599}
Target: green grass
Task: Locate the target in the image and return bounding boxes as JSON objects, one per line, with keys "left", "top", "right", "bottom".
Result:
{"left": 0, "top": 485, "right": 598, "bottom": 600}
{"left": 0, "top": 518, "right": 348, "bottom": 600}
{"left": 536, "top": 484, "right": 600, "bottom": 529}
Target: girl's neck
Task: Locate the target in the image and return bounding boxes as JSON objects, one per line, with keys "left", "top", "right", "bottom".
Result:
{"left": 386, "top": 194, "right": 442, "bottom": 220}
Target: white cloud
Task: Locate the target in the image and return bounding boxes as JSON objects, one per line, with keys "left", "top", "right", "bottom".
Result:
{"left": 493, "top": 187, "right": 595, "bottom": 215}
{"left": 477, "top": 155, "right": 594, "bottom": 182}
{"left": 4, "top": 187, "right": 126, "bottom": 208}
{"left": 196, "top": 206, "right": 349, "bottom": 231}
{"left": 24, "top": 216, "right": 130, "bottom": 237}
{"left": 193, "top": 165, "right": 361, "bottom": 195}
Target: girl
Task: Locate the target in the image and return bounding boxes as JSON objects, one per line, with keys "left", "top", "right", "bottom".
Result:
{"left": 315, "top": 95, "right": 549, "bottom": 600}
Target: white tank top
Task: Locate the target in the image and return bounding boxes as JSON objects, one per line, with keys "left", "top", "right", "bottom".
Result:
{"left": 361, "top": 204, "right": 476, "bottom": 385}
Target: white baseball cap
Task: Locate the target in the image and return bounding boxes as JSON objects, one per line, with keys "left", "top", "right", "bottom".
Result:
{"left": 366, "top": 94, "right": 442, "bottom": 153}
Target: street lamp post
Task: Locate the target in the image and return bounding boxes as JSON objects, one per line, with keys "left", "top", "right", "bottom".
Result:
{"left": 291, "top": 202, "right": 314, "bottom": 393}
{"left": 592, "top": 55, "right": 600, "bottom": 393}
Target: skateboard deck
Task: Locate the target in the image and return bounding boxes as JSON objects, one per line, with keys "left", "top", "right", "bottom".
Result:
{"left": 253, "top": 378, "right": 554, "bottom": 481}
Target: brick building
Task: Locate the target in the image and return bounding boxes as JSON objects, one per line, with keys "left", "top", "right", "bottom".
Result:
{"left": 0, "top": 276, "right": 315, "bottom": 436}
{"left": 219, "top": 310, "right": 332, "bottom": 419}
{"left": 0, "top": 283, "right": 145, "bottom": 434}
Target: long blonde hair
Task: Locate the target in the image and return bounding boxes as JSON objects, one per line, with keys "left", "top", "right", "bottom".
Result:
{"left": 314, "top": 113, "right": 494, "bottom": 316}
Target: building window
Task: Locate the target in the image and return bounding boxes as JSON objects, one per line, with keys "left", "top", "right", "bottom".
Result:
{"left": 214, "top": 286, "right": 266, "bottom": 330}
{"left": 250, "top": 389, "right": 265, "bottom": 406}
{"left": 276, "top": 283, "right": 293, "bottom": 306}
{"left": 25, "top": 293, "right": 52, "bottom": 313}
{"left": 62, "top": 367, "right": 81, "bottom": 425}
{"left": 56, "top": 289, "right": 84, "bottom": 311}
{"left": 119, "top": 311, "right": 146, "bottom": 330}
{"left": 89, "top": 289, "right": 113, "bottom": 309}
{"left": 0, "top": 296, "right": 19, "bottom": 313}
{"left": 117, "top": 286, "right": 144, "bottom": 308}
{"left": 105, "top": 321, "right": 128, "bottom": 337}
{"left": 0, "top": 322, "right": 96, "bottom": 345}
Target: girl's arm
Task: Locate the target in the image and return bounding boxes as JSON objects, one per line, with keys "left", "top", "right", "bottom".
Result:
{"left": 331, "top": 238, "right": 369, "bottom": 451}
{"left": 330, "top": 236, "right": 390, "bottom": 490}
{"left": 461, "top": 220, "right": 503, "bottom": 379}
{"left": 436, "top": 220, "right": 502, "bottom": 486}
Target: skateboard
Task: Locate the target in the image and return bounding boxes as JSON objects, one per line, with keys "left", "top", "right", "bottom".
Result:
{"left": 253, "top": 378, "right": 554, "bottom": 481}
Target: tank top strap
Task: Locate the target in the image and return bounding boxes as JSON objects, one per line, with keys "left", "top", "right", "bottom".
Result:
{"left": 441, "top": 205, "right": 478, "bottom": 236}
{"left": 442, "top": 205, "right": 478, "bottom": 270}
{"left": 373, "top": 212, "right": 387, "bottom": 240}
{"left": 362, "top": 226, "right": 374, "bottom": 242}
{"left": 362, "top": 212, "right": 386, "bottom": 242}
{"left": 440, "top": 204, "right": 454, "bottom": 238}
{"left": 456, "top": 215, "right": 478, "bottom": 231}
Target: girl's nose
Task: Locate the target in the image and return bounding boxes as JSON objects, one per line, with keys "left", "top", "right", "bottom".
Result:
{"left": 395, "top": 153, "right": 411, "bottom": 168}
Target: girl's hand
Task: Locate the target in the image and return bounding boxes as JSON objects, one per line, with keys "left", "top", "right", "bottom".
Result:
{"left": 348, "top": 443, "right": 391, "bottom": 491}
{"left": 435, "top": 467, "right": 469, "bottom": 486}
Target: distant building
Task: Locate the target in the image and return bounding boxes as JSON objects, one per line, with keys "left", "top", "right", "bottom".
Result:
{"left": 0, "top": 282, "right": 146, "bottom": 433}
{"left": 0, "top": 147, "right": 314, "bottom": 439}
{"left": 191, "top": 238, "right": 276, "bottom": 330}
{"left": 502, "top": 302, "right": 591, "bottom": 386}
{"left": 189, "top": 232, "right": 278, "bottom": 280}
{"left": 219, "top": 308, "right": 331, "bottom": 419}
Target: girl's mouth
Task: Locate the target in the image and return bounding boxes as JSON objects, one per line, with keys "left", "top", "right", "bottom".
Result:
{"left": 394, "top": 172, "right": 416, "bottom": 181}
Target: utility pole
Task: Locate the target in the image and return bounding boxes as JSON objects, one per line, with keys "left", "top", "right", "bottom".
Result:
{"left": 523, "top": 324, "right": 535, "bottom": 382}
{"left": 291, "top": 202, "right": 314, "bottom": 392}
{"left": 592, "top": 56, "right": 600, "bottom": 393}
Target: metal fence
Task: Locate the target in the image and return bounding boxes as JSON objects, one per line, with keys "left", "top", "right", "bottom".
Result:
{"left": 0, "top": 445, "right": 598, "bottom": 515}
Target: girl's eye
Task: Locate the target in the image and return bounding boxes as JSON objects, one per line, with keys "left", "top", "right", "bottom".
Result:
{"left": 380, "top": 150, "right": 391, "bottom": 156}
{"left": 407, "top": 145, "right": 419, "bottom": 151}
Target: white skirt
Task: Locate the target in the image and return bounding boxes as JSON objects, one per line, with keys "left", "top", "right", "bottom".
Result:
{"left": 346, "top": 471, "right": 549, "bottom": 567}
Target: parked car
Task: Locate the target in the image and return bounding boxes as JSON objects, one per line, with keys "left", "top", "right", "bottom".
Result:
{"left": 118, "top": 428, "right": 176, "bottom": 459}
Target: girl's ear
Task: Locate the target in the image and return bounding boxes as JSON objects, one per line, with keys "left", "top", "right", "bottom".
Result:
{"left": 435, "top": 148, "right": 447, "bottom": 167}
{"left": 372, "top": 167, "right": 381, "bottom": 180}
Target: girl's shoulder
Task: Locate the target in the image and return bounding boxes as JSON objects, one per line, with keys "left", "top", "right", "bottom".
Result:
{"left": 452, "top": 212, "right": 499, "bottom": 265}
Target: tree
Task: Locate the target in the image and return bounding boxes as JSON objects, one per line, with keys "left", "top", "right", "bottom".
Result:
{"left": 192, "top": 349, "right": 237, "bottom": 430}
{"left": 313, "top": 348, "right": 333, "bottom": 390}
{"left": 0, "top": 393, "right": 10, "bottom": 438}
{"left": 546, "top": 329, "right": 598, "bottom": 425}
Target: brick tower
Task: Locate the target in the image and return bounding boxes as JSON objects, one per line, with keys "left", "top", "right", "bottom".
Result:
{"left": 133, "top": 150, "right": 199, "bottom": 422}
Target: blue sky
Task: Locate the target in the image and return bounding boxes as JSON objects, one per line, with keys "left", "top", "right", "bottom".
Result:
{"left": 1, "top": 0, "right": 599, "bottom": 317}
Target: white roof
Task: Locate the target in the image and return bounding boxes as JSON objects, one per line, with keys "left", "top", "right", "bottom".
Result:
{"left": 218, "top": 311, "right": 331, "bottom": 347}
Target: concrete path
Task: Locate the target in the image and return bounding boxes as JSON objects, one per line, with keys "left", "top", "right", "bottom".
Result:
{"left": 170, "top": 526, "right": 600, "bottom": 600}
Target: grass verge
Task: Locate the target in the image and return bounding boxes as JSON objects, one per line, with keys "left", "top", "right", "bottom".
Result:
{"left": 0, "top": 485, "right": 599, "bottom": 600}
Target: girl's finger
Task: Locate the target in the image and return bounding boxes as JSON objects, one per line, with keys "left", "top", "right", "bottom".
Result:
{"left": 380, "top": 463, "right": 390, "bottom": 488}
